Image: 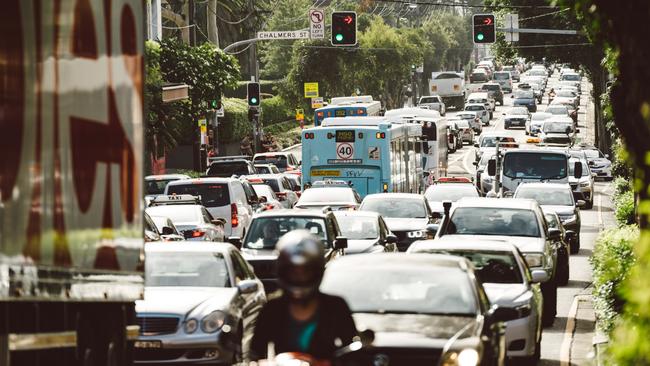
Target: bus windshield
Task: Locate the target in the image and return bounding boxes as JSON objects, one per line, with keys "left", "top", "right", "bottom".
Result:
{"left": 503, "top": 153, "right": 568, "bottom": 180}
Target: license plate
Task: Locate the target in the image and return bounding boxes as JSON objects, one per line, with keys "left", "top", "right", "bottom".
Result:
{"left": 134, "top": 340, "right": 162, "bottom": 349}
{"left": 312, "top": 170, "right": 340, "bottom": 177}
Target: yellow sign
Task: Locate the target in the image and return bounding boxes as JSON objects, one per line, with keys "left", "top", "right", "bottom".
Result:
{"left": 198, "top": 119, "right": 207, "bottom": 133}
{"left": 311, "top": 97, "right": 324, "bottom": 109}
{"left": 311, "top": 170, "right": 340, "bottom": 177}
{"left": 296, "top": 108, "right": 305, "bottom": 120}
{"left": 304, "top": 82, "right": 319, "bottom": 98}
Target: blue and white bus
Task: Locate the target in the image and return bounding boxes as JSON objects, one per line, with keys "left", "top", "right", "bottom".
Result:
{"left": 301, "top": 116, "right": 432, "bottom": 197}
{"left": 313, "top": 95, "right": 382, "bottom": 126}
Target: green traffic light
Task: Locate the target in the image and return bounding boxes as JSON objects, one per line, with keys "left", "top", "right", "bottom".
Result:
{"left": 335, "top": 34, "right": 344, "bottom": 42}
{"left": 477, "top": 33, "right": 484, "bottom": 41}
{"left": 250, "top": 97, "right": 258, "bottom": 104}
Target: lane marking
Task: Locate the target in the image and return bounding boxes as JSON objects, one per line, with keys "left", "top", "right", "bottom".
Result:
{"left": 598, "top": 193, "right": 603, "bottom": 228}
{"left": 560, "top": 294, "right": 591, "bottom": 366}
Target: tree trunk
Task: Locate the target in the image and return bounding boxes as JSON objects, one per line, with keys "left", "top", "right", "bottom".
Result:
{"left": 207, "top": 0, "right": 219, "bottom": 46}
{"left": 161, "top": 0, "right": 189, "bottom": 43}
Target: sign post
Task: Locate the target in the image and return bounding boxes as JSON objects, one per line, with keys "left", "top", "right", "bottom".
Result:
{"left": 309, "top": 9, "right": 325, "bottom": 39}
{"left": 504, "top": 13, "right": 519, "bottom": 42}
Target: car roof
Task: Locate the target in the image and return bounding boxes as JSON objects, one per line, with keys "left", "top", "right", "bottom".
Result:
{"left": 253, "top": 209, "right": 328, "bottom": 218}
{"left": 167, "top": 177, "right": 235, "bottom": 185}
{"left": 465, "top": 103, "right": 486, "bottom": 108}
{"left": 145, "top": 242, "right": 234, "bottom": 254}
{"left": 246, "top": 174, "right": 285, "bottom": 180}
{"left": 333, "top": 210, "right": 380, "bottom": 219}
{"left": 328, "top": 252, "right": 471, "bottom": 270}
{"left": 516, "top": 182, "right": 572, "bottom": 190}
{"left": 146, "top": 174, "right": 191, "bottom": 181}
{"left": 455, "top": 197, "right": 539, "bottom": 210}
{"left": 363, "top": 193, "right": 424, "bottom": 200}
{"left": 410, "top": 237, "right": 519, "bottom": 253}
{"left": 254, "top": 152, "right": 292, "bottom": 157}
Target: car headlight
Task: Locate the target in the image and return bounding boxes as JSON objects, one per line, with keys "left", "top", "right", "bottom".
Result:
{"left": 580, "top": 181, "right": 590, "bottom": 187}
{"left": 184, "top": 318, "right": 199, "bottom": 334}
{"left": 524, "top": 253, "right": 545, "bottom": 268}
{"left": 201, "top": 311, "right": 226, "bottom": 333}
{"left": 407, "top": 230, "right": 425, "bottom": 239}
{"left": 441, "top": 348, "right": 480, "bottom": 366}
{"left": 562, "top": 214, "right": 577, "bottom": 224}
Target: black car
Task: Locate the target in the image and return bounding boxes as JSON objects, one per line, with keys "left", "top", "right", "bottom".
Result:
{"left": 235, "top": 209, "right": 348, "bottom": 291}
{"left": 206, "top": 156, "right": 257, "bottom": 177}
{"left": 544, "top": 211, "right": 575, "bottom": 286}
{"left": 321, "top": 254, "right": 517, "bottom": 365}
{"left": 481, "top": 82, "right": 504, "bottom": 105}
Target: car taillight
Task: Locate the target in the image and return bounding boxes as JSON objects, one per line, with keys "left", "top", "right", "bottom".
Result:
{"left": 231, "top": 203, "right": 238, "bottom": 227}
{"left": 265, "top": 204, "right": 275, "bottom": 210}
{"left": 191, "top": 230, "right": 206, "bottom": 238}
{"left": 286, "top": 166, "right": 295, "bottom": 171}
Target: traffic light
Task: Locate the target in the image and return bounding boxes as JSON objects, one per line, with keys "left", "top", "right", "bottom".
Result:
{"left": 331, "top": 11, "right": 357, "bottom": 46}
{"left": 210, "top": 95, "right": 222, "bottom": 110}
{"left": 247, "top": 82, "right": 260, "bottom": 107}
{"left": 473, "top": 14, "right": 496, "bottom": 44}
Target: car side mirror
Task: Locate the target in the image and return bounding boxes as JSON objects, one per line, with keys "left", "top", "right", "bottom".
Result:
{"left": 161, "top": 226, "right": 175, "bottom": 236}
{"left": 472, "top": 161, "right": 478, "bottom": 166}
{"left": 258, "top": 196, "right": 268, "bottom": 203}
{"left": 604, "top": 154, "right": 610, "bottom": 159}
{"left": 576, "top": 200, "right": 586, "bottom": 208}
{"left": 358, "top": 329, "right": 375, "bottom": 347}
{"left": 385, "top": 234, "right": 398, "bottom": 244}
{"left": 212, "top": 218, "right": 226, "bottom": 226}
{"left": 473, "top": 143, "right": 479, "bottom": 148}
{"left": 425, "top": 223, "right": 440, "bottom": 237}
{"left": 574, "top": 161, "right": 582, "bottom": 179}
{"left": 575, "top": 129, "right": 580, "bottom": 133}
{"left": 228, "top": 236, "right": 242, "bottom": 250}
{"left": 548, "top": 228, "right": 561, "bottom": 241}
{"left": 334, "top": 236, "right": 348, "bottom": 250}
{"left": 564, "top": 230, "right": 576, "bottom": 243}
{"left": 487, "top": 159, "right": 496, "bottom": 176}
{"left": 237, "top": 279, "right": 259, "bottom": 294}
{"left": 531, "top": 269, "right": 549, "bottom": 283}
{"left": 489, "top": 305, "right": 519, "bottom": 323}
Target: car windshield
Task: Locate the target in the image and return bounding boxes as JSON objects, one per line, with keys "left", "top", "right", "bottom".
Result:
{"left": 532, "top": 113, "right": 551, "bottom": 121}
{"left": 583, "top": 149, "right": 602, "bottom": 159}
{"left": 509, "top": 107, "right": 528, "bottom": 115}
{"left": 252, "top": 184, "right": 278, "bottom": 201}
{"left": 445, "top": 207, "right": 541, "bottom": 237}
{"left": 255, "top": 166, "right": 271, "bottom": 174}
{"left": 334, "top": 215, "right": 379, "bottom": 240}
{"left": 420, "top": 97, "right": 440, "bottom": 104}
{"left": 360, "top": 198, "right": 427, "bottom": 218}
{"left": 482, "top": 84, "right": 499, "bottom": 90}
{"left": 425, "top": 184, "right": 478, "bottom": 202}
{"left": 321, "top": 265, "right": 477, "bottom": 315}
{"left": 557, "top": 90, "right": 575, "bottom": 97}
{"left": 299, "top": 187, "right": 356, "bottom": 203}
{"left": 166, "top": 183, "right": 230, "bottom": 208}
{"left": 458, "top": 113, "right": 476, "bottom": 120}
{"left": 254, "top": 155, "right": 288, "bottom": 169}
{"left": 515, "top": 90, "right": 534, "bottom": 99}
{"left": 466, "top": 105, "right": 485, "bottom": 111}
{"left": 515, "top": 187, "right": 574, "bottom": 206}
{"left": 563, "top": 74, "right": 581, "bottom": 81}
{"left": 494, "top": 73, "right": 509, "bottom": 80}
{"left": 245, "top": 217, "right": 328, "bottom": 249}
{"left": 456, "top": 120, "right": 470, "bottom": 129}
{"left": 418, "top": 250, "right": 523, "bottom": 284}
{"left": 569, "top": 161, "right": 590, "bottom": 177}
{"left": 503, "top": 152, "right": 568, "bottom": 179}
{"left": 529, "top": 70, "right": 546, "bottom": 76}
{"left": 146, "top": 205, "right": 200, "bottom": 224}
{"left": 149, "top": 216, "right": 175, "bottom": 233}
{"left": 206, "top": 161, "right": 249, "bottom": 177}
{"left": 146, "top": 179, "right": 177, "bottom": 195}
{"left": 543, "top": 122, "right": 574, "bottom": 133}
{"left": 546, "top": 106, "right": 568, "bottom": 115}
{"left": 146, "top": 252, "right": 229, "bottom": 287}
{"left": 481, "top": 136, "right": 514, "bottom": 147}
{"left": 544, "top": 213, "right": 560, "bottom": 228}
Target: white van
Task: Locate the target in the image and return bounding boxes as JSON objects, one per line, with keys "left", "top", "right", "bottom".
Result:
{"left": 493, "top": 71, "right": 513, "bottom": 93}
{"left": 165, "top": 177, "right": 254, "bottom": 238}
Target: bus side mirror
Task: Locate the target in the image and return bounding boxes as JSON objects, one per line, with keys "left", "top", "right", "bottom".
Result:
{"left": 487, "top": 159, "right": 497, "bottom": 176}
{"left": 574, "top": 161, "right": 582, "bottom": 179}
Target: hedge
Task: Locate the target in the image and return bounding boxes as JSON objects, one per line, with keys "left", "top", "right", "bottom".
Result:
{"left": 218, "top": 98, "right": 251, "bottom": 143}
{"left": 613, "top": 177, "right": 635, "bottom": 226}
{"left": 591, "top": 225, "right": 639, "bottom": 334}
{"left": 261, "top": 96, "right": 293, "bottom": 126}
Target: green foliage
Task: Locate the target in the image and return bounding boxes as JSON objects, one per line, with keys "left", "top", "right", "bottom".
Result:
{"left": 218, "top": 98, "right": 251, "bottom": 143}
{"left": 615, "top": 190, "right": 636, "bottom": 226}
{"left": 591, "top": 225, "right": 639, "bottom": 334}
{"left": 611, "top": 139, "right": 634, "bottom": 180}
{"left": 261, "top": 96, "right": 293, "bottom": 126}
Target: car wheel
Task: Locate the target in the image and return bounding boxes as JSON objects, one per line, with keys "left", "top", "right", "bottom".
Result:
{"left": 504, "top": 124, "right": 509, "bottom": 130}
{"left": 570, "top": 236, "right": 580, "bottom": 254}
{"left": 585, "top": 199, "right": 594, "bottom": 210}
{"left": 558, "top": 252, "right": 570, "bottom": 286}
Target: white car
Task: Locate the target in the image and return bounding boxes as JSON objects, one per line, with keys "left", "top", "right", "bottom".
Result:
{"left": 295, "top": 186, "right": 361, "bottom": 210}
{"left": 418, "top": 95, "right": 446, "bottom": 116}
{"left": 465, "top": 103, "right": 490, "bottom": 125}
{"left": 569, "top": 158, "right": 594, "bottom": 209}
{"left": 245, "top": 174, "right": 299, "bottom": 209}
{"left": 503, "top": 106, "right": 531, "bottom": 130}
{"left": 526, "top": 112, "right": 552, "bottom": 136}
{"left": 165, "top": 177, "right": 254, "bottom": 238}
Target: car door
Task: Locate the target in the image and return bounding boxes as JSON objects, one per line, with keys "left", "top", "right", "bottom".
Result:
{"left": 379, "top": 217, "right": 397, "bottom": 252}
{"left": 230, "top": 250, "right": 265, "bottom": 323}
{"left": 281, "top": 177, "right": 298, "bottom": 208}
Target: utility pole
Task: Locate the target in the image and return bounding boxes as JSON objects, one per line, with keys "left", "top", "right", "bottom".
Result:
{"left": 248, "top": 0, "right": 261, "bottom": 154}
{"left": 189, "top": 0, "right": 196, "bottom": 45}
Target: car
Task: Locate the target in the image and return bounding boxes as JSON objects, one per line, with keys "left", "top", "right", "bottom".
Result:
{"left": 206, "top": 156, "right": 257, "bottom": 177}
{"left": 165, "top": 178, "right": 254, "bottom": 238}
{"left": 569, "top": 158, "right": 595, "bottom": 209}
{"left": 553, "top": 89, "right": 579, "bottom": 110}
{"left": 475, "top": 153, "right": 496, "bottom": 195}
{"left": 467, "top": 92, "right": 495, "bottom": 117}
{"left": 253, "top": 152, "right": 301, "bottom": 174}
{"left": 434, "top": 197, "right": 559, "bottom": 326}
{"left": 148, "top": 215, "right": 185, "bottom": 241}
{"left": 254, "top": 163, "right": 280, "bottom": 175}
{"left": 456, "top": 111, "right": 483, "bottom": 133}
{"left": 539, "top": 118, "right": 577, "bottom": 145}
{"left": 446, "top": 120, "right": 463, "bottom": 151}
{"left": 543, "top": 211, "right": 574, "bottom": 286}
{"left": 580, "top": 146, "right": 613, "bottom": 180}
{"left": 545, "top": 103, "right": 571, "bottom": 118}
{"left": 560, "top": 72, "right": 582, "bottom": 83}
{"left": 474, "top": 133, "right": 516, "bottom": 162}
{"left": 526, "top": 80, "right": 546, "bottom": 104}
{"left": 424, "top": 178, "right": 480, "bottom": 218}
{"left": 332, "top": 211, "right": 399, "bottom": 254}
{"left": 454, "top": 118, "right": 475, "bottom": 144}
{"left": 408, "top": 238, "right": 544, "bottom": 361}
{"left": 359, "top": 193, "right": 434, "bottom": 251}
{"left": 492, "top": 72, "right": 513, "bottom": 93}
{"left": 135, "top": 242, "right": 266, "bottom": 365}
{"left": 146, "top": 195, "right": 226, "bottom": 242}
{"left": 295, "top": 186, "right": 361, "bottom": 210}
{"left": 320, "top": 253, "right": 516, "bottom": 365}
{"left": 145, "top": 174, "right": 191, "bottom": 203}
{"left": 526, "top": 112, "right": 552, "bottom": 136}
{"left": 418, "top": 95, "right": 446, "bottom": 115}
{"left": 503, "top": 106, "right": 531, "bottom": 130}
{"left": 512, "top": 89, "right": 537, "bottom": 112}
{"left": 550, "top": 99, "right": 578, "bottom": 124}
{"left": 503, "top": 66, "right": 521, "bottom": 82}
{"left": 236, "top": 209, "right": 348, "bottom": 290}
{"left": 245, "top": 174, "right": 299, "bottom": 209}
{"left": 465, "top": 103, "right": 490, "bottom": 126}
{"left": 481, "top": 82, "right": 505, "bottom": 105}
{"left": 250, "top": 184, "right": 284, "bottom": 211}
{"left": 469, "top": 69, "right": 489, "bottom": 83}
{"left": 513, "top": 183, "right": 584, "bottom": 253}
{"left": 476, "top": 64, "right": 493, "bottom": 79}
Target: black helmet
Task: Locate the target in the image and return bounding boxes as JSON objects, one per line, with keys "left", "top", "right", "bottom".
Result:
{"left": 276, "top": 230, "right": 325, "bottom": 301}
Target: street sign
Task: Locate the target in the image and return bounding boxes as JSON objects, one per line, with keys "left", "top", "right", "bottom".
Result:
{"left": 198, "top": 119, "right": 208, "bottom": 145}
{"left": 505, "top": 13, "right": 519, "bottom": 42}
{"left": 257, "top": 31, "right": 310, "bottom": 40}
{"left": 304, "top": 82, "right": 319, "bottom": 98}
{"left": 216, "top": 106, "right": 225, "bottom": 117}
{"left": 336, "top": 142, "right": 354, "bottom": 159}
{"left": 311, "top": 97, "right": 324, "bottom": 109}
{"left": 309, "top": 9, "right": 325, "bottom": 39}
{"left": 296, "top": 108, "right": 305, "bottom": 121}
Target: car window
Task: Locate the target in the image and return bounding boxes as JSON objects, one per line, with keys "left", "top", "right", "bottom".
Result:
{"left": 231, "top": 181, "right": 246, "bottom": 204}
{"left": 146, "top": 252, "right": 230, "bottom": 287}
{"left": 445, "top": 207, "right": 541, "bottom": 237}
{"left": 418, "top": 250, "right": 524, "bottom": 284}
{"left": 514, "top": 90, "right": 534, "bottom": 99}
{"left": 503, "top": 152, "right": 567, "bottom": 180}
{"left": 360, "top": 198, "right": 427, "bottom": 219}
{"left": 516, "top": 187, "right": 574, "bottom": 206}
{"left": 230, "top": 252, "right": 249, "bottom": 284}
{"left": 144, "top": 213, "right": 161, "bottom": 241}
{"left": 166, "top": 183, "right": 230, "bottom": 208}
{"left": 334, "top": 214, "right": 379, "bottom": 240}
{"left": 232, "top": 251, "right": 255, "bottom": 279}
{"left": 201, "top": 207, "right": 213, "bottom": 223}
{"left": 146, "top": 179, "right": 178, "bottom": 195}
{"left": 254, "top": 155, "right": 288, "bottom": 169}
{"left": 326, "top": 216, "right": 339, "bottom": 241}
{"left": 245, "top": 217, "right": 328, "bottom": 249}
{"left": 206, "top": 161, "right": 250, "bottom": 177}
{"left": 242, "top": 181, "right": 259, "bottom": 204}
{"left": 282, "top": 177, "right": 291, "bottom": 190}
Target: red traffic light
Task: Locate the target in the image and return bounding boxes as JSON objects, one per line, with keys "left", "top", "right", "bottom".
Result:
{"left": 343, "top": 16, "right": 353, "bottom": 24}
{"left": 483, "top": 17, "right": 493, "bottom": 25}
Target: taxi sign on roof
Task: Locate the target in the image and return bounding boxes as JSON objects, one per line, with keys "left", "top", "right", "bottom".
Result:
{"left": 149, "top": 194, "right": 201, "bottom": 206}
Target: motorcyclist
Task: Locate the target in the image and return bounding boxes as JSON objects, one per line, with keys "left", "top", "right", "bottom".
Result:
{"left": 548, "top": 88, "right": 556, "bottom": 105}
{"left": 250, "top": 230, "right": 358, "bottom": 363}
